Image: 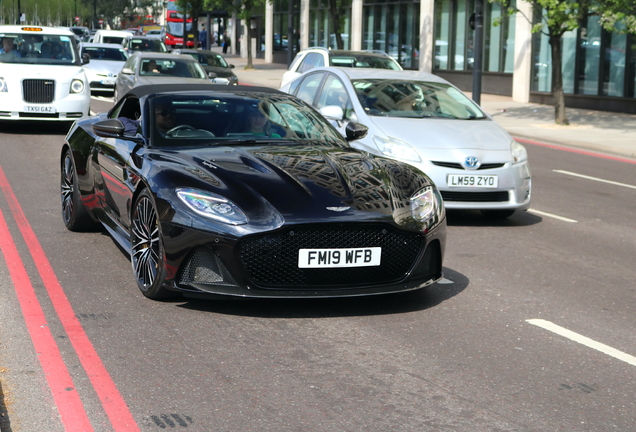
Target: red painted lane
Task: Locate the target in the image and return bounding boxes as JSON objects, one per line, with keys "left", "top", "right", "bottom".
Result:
{"left": 0, "top": 168, "right": 140, "bottom": 431}
{"left": 514, "top": 137, "right": 636, "bottom": 165}
{"left": 0, "top": 208, "right": 94, "bottom": 431}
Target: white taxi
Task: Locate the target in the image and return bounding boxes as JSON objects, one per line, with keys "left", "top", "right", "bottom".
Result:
{"left": 0, "top": 25, "right": 90, "bottom": 121}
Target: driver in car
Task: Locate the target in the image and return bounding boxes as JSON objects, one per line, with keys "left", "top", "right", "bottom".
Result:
{"left": 154, "top": 101, "right": 177, "bottom": 135}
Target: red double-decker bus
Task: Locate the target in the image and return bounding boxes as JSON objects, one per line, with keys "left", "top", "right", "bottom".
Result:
{"left": 164, "top": 0, "right": 195, "bottom": 49}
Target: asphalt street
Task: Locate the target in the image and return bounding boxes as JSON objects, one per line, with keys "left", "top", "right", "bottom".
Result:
{"left": 0, "top": 83, "right": 635, "bottom": 431}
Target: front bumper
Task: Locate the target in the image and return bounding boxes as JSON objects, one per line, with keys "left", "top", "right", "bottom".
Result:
{"left": 418, "top": 159, "right": 531, "bottom": 211}
{"left": 160, "top": 221, "right": 446, "bottom": 298}
{"left": 0, "top": 86, "right": 90, "bottom": 121}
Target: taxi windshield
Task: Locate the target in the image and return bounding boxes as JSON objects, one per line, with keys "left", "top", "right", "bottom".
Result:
{"left": 0, "top": 32, "right": 78, "bottom": 65}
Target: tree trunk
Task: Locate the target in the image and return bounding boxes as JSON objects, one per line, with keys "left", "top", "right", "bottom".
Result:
{"left": 549, "top": 33, "right": 569, "bottom": 125}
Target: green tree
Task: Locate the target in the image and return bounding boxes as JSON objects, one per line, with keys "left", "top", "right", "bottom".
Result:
{"left": 205, "top": 0, "right": 268, "bottom": 69}
{"left": 493, "top": 0, "right": 636, "bottom": 125}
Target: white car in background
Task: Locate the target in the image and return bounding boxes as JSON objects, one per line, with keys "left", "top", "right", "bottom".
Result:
{"left": 0, "top": 25, "right": 90, "bottom": 121}
{"left": 80, "top": 43, "right": 128, "bottom": 94}
{"left": 280, "top": 67, "right": 531, "bottom": 218}
{"left": 92, "top": 29, "right": 130, "bottom": 45}
{"left": 280, "top": 47, "right": 402, "bottom": 88}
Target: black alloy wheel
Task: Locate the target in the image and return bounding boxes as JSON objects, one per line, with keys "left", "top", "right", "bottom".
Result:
{"left": 61, "top": 150, "right": 100, "bottom": 231}
{"left": 131, "top": 189, "right": 172, "bottom": 299}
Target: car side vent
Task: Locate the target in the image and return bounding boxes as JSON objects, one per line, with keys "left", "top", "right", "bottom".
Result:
{"left": 179, "top": 247, "right": 238, "bottom": 288}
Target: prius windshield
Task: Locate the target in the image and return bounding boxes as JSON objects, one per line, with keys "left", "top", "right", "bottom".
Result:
{"left": 353, "top": 79, "right": 486, "bottom": 120}
{"left": 0, "top": 33, "right": 79, "bottom": 65}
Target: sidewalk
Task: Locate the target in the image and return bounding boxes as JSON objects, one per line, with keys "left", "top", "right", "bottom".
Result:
{"left": 215, "top": 47, "right": 636, "bottom": 160}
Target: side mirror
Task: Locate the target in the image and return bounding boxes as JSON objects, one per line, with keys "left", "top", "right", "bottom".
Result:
{"left": 319, "top": 105, "right": 344, "bottom": 121}
{"left": 92, "top": 119, "right": 125, "bottom": 138}
{"left": 81, "top": 53, "right": 90, "bottom": 64}
{"left": 121, "top": 67, "right": 133, "bottom": 75}
{"left": 345, "top": 122, "right": 369, "bottom": 142}
{"left": 230, "top": 64, "right": 235, "bottom": 69}
{"left": 208, "top": 71, "right": 218, "bottom": 78}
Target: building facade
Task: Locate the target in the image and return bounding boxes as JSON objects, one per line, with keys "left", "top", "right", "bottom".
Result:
{"left": 237, "top": 0, "right": 636, "bottom": 113}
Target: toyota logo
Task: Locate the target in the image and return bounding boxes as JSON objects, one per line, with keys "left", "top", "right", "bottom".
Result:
{"left": 464, "top": 156, "right": 480, "bottom": 169}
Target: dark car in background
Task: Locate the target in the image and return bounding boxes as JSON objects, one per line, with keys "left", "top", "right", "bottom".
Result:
{"left": 60, "top": 84, "right": 446, "bottom": 300}
{"left": 172, "top": 48, "right": 238, "bottom": 85}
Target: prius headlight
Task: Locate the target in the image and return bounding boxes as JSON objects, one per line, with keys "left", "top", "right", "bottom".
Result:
{"left": 373, "top": 136, "right": 421, "bottom": 162}
{"left": 0, "top": 77, "right": 7, "bottom": 92}
{"left": 70, "top": 79, "right": 85, "bottom": 94}
{"left": 410, "top": 186, "right": 444, "bottom": 231}
{"left": 511, "top": 141, "right": 528, "bottom": 163}
{"left": 176, "top": 188, "right": 248, "bottom": 225}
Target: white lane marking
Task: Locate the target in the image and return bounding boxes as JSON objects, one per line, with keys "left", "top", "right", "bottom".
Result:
{"left": 554, "top": 170, "right": 636, "bottom": 190}
{"left": 437, "top": 278, "right": 454, "bottom": 284}
{"left": 527, "top": 208, "right": 577, "bottom": 223}
{"left": 527, "top": 319, "right": 636, "bottom": 367}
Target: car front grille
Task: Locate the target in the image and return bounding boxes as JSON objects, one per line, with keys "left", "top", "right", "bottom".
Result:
{"left": 432, "top": 161, "right": 506, "bottom": 170}
{"left": 441, "top": 191, "right": 509, "bottom": 202}
{"left": 22, "top": 79, "right": 55, "bottom": 103}
{"left": 237, "top": 224, "right": 425, "bottom": 289}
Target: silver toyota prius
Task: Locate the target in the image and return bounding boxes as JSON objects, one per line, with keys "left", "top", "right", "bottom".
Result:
{"left": 280, "top": 67, "right": 531, "bottom": 218}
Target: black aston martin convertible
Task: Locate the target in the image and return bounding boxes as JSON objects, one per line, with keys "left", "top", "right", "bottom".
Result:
{"left": 61, "top": 84, "right": 446, "bottom": 300}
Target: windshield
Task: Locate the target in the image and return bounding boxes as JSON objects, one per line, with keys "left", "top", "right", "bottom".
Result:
{"left": 81, "top": 46, "right": 128, "bottom": 61}
{"left": 0, "top": 32, "right": 78, "bottom": 65}
{"left": 166, "top": 22, "right": 193, "bottom": 37}
{"left": 331, "top": 55, "right": 401, "bottom": 70}
{"left": 353, "top": 79, "right": 486, "bottom": 120}
{"left": 146, "top": 92, "right": 347, "bottom": 147}
{"left": 190, "top": 53, "right": 228, "bottom": 67}
{"left": 140, "top": 58, "right": 206, "bottom": 78}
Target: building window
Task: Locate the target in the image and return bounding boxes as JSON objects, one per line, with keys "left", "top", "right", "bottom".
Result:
{"left": 434, "top": 0, "right": 515, "bottom": 73}
{"left": 363, "top": 0, "right": 420, "bottom": 69}
{"left": 578, "top": 15, "right": 602, "bottom": 95}
{"left": 272, "top": 0, "right": 300, "bottom": 53}
{"left": 531, "top": 10, "right": 634, "bottom": 99}
{"left": 309, "top": 0, "right": 351, "bottom": 49}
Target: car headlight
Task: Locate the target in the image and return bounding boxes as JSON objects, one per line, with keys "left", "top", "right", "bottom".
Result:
{"left": 373, "top": 136, "right": 421, "bottom": 162}
{"left": 511, "top": 141, "right": 528, "bottom": 163}
{"left": 410, "top": 186, "right": 444, "bottom": 231}
{"left": 176, "top": 188, "right": 248, "bottom": 225}
{"left": 70, "top": 79, "right": 85, "bottom": 94}
{"left": 0, "top": 78, "right": 7, "bottom": 92}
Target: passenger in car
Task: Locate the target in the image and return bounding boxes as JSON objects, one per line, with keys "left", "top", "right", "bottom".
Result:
{"left": 245, "top": 108, "right": 282, "bottom": 138}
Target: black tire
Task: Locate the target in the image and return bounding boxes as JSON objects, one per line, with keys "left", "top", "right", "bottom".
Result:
{"left": 480, "top": 209, "right": 516, "bottom": 219}
{"left": 131, "top": 189, "right": 173, "bottom": 300}
{"left": 60, "top": 150, "right": 101, "bottom": 232}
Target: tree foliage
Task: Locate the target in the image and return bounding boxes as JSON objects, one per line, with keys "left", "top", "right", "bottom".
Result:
{"left": 0, "top": 0, "right": 164, "bottom": 28}
{"left": 493, "top": 0, "right": 636, "bottom": 124}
